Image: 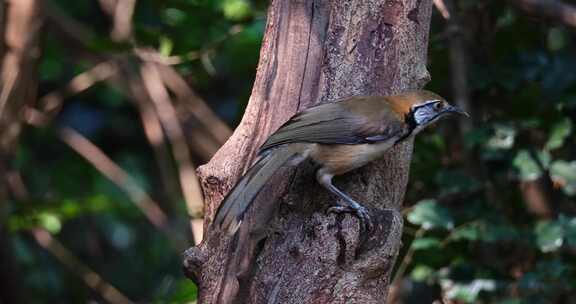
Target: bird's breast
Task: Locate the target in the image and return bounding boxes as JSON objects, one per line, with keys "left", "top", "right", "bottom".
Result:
{"left": 310, "top": 140, "right": 396, "bottom": 176}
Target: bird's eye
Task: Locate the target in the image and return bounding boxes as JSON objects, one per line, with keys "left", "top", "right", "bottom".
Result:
{"left": 433, "top": 102, "right": 442, "bottom": 111}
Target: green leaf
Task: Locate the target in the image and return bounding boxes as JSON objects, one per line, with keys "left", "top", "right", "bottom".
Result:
{"left": 486, "top": 124, "right": 516, "bottom": 150}
{"left": 535, "top": 220, "right": 564, "bottom": 252}
{"left": 512, "top": 150, "right": 550, "bottom": 181}
{"left": 221, "top": 0, "right": 251, "bottom": 21}
{"left": 412, "top": 237, "right": 442, "bottom": 250}
{"left": 441, "top": 279, "right": 497, "bottom": 303}
{"left": 550, "top": 160, "right": 576, "bottom": 195}
{"left": 166, "top": 279, "right": 198, "bottom": 302}
{"left": 411, "top": 265, "right": 434, "bottom": 282}
{"left": 559, "top": 215, "right": 576, "bottom": 247}
{"left": 38, "top": 212, "right": 62, "bottom": 234}
{"left": 407, "top": 199, "right": 454, "bottom": 230}
{"left": 449, "top": 224, "right": 480, "bottom": 242}
{"left": 547, "top": 27, "right": 566, "bottom": 51}
{"left": 545, "top": 118, "right": 572, "bottom": 150}
{"left": 159, "top": 36, "right": 174, "bottom": 57}
{"left": 518, "top": 259, "right": 572, "bottom": 293}
{"left": 162, "top": 8, "right": 187, "bottom": 26}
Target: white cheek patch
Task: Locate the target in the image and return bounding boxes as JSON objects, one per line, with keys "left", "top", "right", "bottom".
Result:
{"left": 414, "top": 107, "right": 433, "bottom": 124}
{"left": 413, "top": 99, "right": 441, "bottom": 125}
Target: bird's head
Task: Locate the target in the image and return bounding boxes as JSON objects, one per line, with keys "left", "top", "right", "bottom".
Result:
{"left": 391, "top": 90, "right": 469, "bottom": 132}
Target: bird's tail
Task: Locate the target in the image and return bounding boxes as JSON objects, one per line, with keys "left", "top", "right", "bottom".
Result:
{"left": 213, "top": 144, "right": 306, "bottom": 235}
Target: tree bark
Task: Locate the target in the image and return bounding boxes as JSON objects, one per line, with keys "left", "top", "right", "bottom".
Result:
{"left": 183, "top": 1, "right": 433, "bottom": 303}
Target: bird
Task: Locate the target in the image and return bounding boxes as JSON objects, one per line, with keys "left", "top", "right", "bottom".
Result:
{"left": 213, "top": 90, "right": 468, "bottom": 236}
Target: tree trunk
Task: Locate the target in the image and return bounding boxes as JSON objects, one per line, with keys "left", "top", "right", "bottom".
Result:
{"left": 183, "top": 1, "right": 433, "bottom": 303}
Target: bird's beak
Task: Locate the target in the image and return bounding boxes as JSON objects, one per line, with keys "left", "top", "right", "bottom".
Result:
{"left": 446, "top": 105, "right": 470, "bottom": 117}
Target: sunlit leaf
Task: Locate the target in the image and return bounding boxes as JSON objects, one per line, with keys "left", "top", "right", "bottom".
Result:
{"left": 38, "top": 212, "right": 62, "bottom": 234}
{"left": 512, "top": 150, "right": 550, "bottom": 181}
{"left": 60, "top": 199, "right": 81, "bottom": 217}
{"left": 221, "top": 0, "right": 251, "bottom": 21}
{"left": 535, "top": 220, "right": 564, "bottom": 252}
{"left": 550, "top": 160, "right": 576, "bottom": 195}
{"left": 486, "top": 124, "right": 516, "bottom": 150}
{"left": 412, "top": 237, "right": 442, "bottom": 250}
{"left": 407, "top": 199, "right": 454, "bottom": 230}
{"left": 441, "top": 279, "right": 497, "bottom": 303}
{"left": 545, "top": 118, "right": 572, "bottom": 150}
{"left": 159, "top": 36, "right": 174, "bottom": 57}
{"left": 411, "top": 265, "right": 434, "bottom": 282}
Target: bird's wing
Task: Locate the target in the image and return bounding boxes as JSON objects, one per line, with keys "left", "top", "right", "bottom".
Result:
{"left": 259, "top": 97, "right": 409, "bottom": 153}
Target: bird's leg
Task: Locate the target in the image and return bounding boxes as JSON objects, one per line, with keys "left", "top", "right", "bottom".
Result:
{"left": 316, "top": 169, "right": 374, "bottom": 234}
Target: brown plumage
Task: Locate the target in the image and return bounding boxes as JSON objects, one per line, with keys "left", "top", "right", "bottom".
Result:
{"left": 214, "top": 90, "right": 467, "bottom": 235}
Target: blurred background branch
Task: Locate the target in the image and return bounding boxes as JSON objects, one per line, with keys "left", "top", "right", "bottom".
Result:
{"left": 58, "top": 127, "right": 169, "bottom": 233}
{"left": 0, "top": 0, "right": 42, "bottom": 303}
{"left": 32, "top": 228, "right": 134, "bottom": 304}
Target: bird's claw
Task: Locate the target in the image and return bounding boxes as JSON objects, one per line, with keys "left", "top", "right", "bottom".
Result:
{"left": 327, "top": 205, "right": 374, "bottom": 234}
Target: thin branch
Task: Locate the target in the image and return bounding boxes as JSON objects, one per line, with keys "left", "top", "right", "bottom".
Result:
{"left": 139, "top": 62, "right": 205, "bottom": 243}
{"left": 6, "top": 170, "right": 29, "bottom": 201}
{"left": 114, "top": 60, "right": 203, "bottom": 242}
{"left": 391, "top": 228, "right": 425, "bottom": 286}
{"left": 0, "top": 0, "right": 42, "bottom": 137}
{"left": 134, "top": 49, "right": 182, "bottom": 65}
{"left": 510, "top": 0, "right": 576, "bottom": 30}
{"left": 32, "top": 228, "right": 133, "bottom": 304}
{"left": 136, "top": 100, "right": 182, "bottom": 209}
{"left": 110, "top": 0, "right": 136, "bottom": 42}
{"left": 433, "top": 0, "right": 450, "bottom": 19}
{"left": 155, "top": 63, "right": 232, "bottom": 144}
{"left": 25, "top": 61, "right": 117, "bottom": 126}
{"left": 139, "top": 63, "right": 204, "bottom": 219}
{"left": 98, "top": 0, "right": 118, "bottom": 17}
{"left": 0, "top": 1, "right": 4, "bottom": 60}
{"left": 58, "top": 127, "right": 169, "bottom": 230}
{"left": 45, "top": 0, "right": 213, "bottom": 243}
{"left": 0, "top": 2, "right": 42, "bottom": 301}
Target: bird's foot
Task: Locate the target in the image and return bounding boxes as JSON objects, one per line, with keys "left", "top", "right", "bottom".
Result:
{"left": 327, "top": 205, "right": 374, "bottom": 234}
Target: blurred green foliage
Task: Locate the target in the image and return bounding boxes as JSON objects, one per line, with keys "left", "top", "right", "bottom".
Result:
{"left": 403, "top": 3, "right": 576, "bottom": 303}
{"left": 8, "top": 0, "right": 267, "bottom": 302}
{"left": 4, "top": 0, "right": 576, "bottom": 303}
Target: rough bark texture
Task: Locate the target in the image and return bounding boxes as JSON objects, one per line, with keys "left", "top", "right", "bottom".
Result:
{"left": 183, "top": 1, "right": 433, "bottom": 303}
